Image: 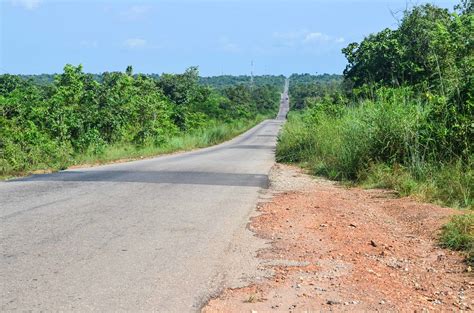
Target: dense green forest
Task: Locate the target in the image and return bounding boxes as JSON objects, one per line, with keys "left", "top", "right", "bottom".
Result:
{"left": 288, "top": 73, "right": 343, "bottom": 110}
{"left": 16, "top": 73, "right": 286, "bottom": 90}
{"left": 0, "top": 66, "right": 282, "bottom": 177}
{"left": 277, "top": 3, "right": 473, "bottom": 261}
{"left": 199, "top": 75, "right": 286, "bottom": 90}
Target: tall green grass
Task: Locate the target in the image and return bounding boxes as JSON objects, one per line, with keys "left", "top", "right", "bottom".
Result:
{"left": 1, "top": 116, "right": 266, "bottom": 179}
{"left": 277, "top": 98, "right": 473, "bottom": 209}
{"left": 440, "top": 214, "right": 474, "bottom": 266}
{"left": 74, "top": 117, "right": 264, "bottom": 165}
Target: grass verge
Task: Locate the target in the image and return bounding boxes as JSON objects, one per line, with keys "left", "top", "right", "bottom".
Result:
{"left": 276, "top": 111, "right": 473, "bottom": 209}
{"left": 440, "top": 214, "right": 474, "bottom": 266}
{"left": 1, "top": 116, "right": 266, "bottom": 179}
{"left": 74, "top": 117, "right": 265, "bottom": 165}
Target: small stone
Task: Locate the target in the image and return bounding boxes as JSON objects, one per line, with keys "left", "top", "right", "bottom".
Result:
{"left": 368, "top": 269, "right": 381, "bottom": 277}
{"left": 327, "top": 300, "right": 341, "bottom": 305}
{"left": 370, "top": 240, "right": 378, "bottom": 247}
{"left": 320, "top": 224, "right": 328, "bottom": 227}
{"left": 349, "top": 223, "right": 357, "bottom": 228}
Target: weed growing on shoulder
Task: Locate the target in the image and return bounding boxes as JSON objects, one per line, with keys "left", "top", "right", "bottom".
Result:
{"left": 440, "top": 214, "right": 474, "bottom": 266}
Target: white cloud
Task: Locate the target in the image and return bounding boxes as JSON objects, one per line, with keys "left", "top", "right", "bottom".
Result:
{"left": 10, "top": 0, "right": 41, "bottom": 10}
{"left": 273, "top": 30, "right": 345, "bottom": 47}
{"left": 123, "top": 38, "right": 147, "bottom": 49}
{"left": 303, "top": 32, "right": 331, "bottom": 43}
{"left": 121, "top": 5, "right": 151, "bottom": 20}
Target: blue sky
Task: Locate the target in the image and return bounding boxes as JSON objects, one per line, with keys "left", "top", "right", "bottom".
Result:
{"left": 1, "top": 0, "right": 454, "bottom": 76}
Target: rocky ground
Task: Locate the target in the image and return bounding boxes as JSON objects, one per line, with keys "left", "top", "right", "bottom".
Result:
{"left": 203, "top": 164, "right": 473, "bottom": 312}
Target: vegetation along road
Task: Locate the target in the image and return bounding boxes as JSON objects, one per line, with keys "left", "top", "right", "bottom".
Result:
{"left": 1, "top": 1, "right": 472, "bottom": 311}
{"left": 0, "top": 84, "right": 289, "bottom": 311}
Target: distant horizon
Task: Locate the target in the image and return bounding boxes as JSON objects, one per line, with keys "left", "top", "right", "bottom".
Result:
{"left": 2, "top": 64, "right": 341, "bottom": 77}
{"left": 1, "top": 0, "right": 454, "bottom": 76}
{"left": 12, "top": 70, "right": 342, "bottom": 77}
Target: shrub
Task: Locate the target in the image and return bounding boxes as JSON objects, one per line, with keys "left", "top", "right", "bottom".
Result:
{"left": 277, "top": 87, "right": 472, "bottom": 209}
{"left": 440, "top": 214, "right": 474, "bottom": 265}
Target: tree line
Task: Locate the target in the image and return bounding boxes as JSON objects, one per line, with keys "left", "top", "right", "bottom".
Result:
{"left": 288, "top": 74, "right": 343, "bottom": 110}
{"left": 0, "top": 66, "right": 282, "bottom": 176}
{"left": 15, "top": 73, "right": 287, "bottom": 90}
{"left": 341, "top": 2, "right": 472, "bottom": 159}
{"left": 200, "top": 75, "right": 286, "bottom": 90}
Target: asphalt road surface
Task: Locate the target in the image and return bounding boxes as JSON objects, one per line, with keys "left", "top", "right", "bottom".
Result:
{"left": 0, "top": 82, "right": 290, "bottom": 311}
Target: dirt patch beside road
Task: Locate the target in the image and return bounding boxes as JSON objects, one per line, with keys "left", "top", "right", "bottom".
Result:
{"left": 204, "top": 164, "right": 472, "bottom": 312}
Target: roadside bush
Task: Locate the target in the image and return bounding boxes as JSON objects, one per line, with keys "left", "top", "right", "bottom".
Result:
{"left": 0, "top": 65, "right": 281, "bottom": 178}
{"left": 277, "top": 88, "right": 472, "bottom": 209}
{"left": 440, "top": 214, "right": 474, "bottom": 265}
{"left": 276, "top": 114, "right": 315, "bottom": 163}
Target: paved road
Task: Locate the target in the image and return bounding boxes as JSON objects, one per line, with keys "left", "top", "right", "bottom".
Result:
{"left": 0, "top": 82, "right": 290, "bottom": 311}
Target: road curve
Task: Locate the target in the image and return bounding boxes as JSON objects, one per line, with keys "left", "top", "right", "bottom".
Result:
{"left": 0, "top": 83, "right": 290, "bottom": 311}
